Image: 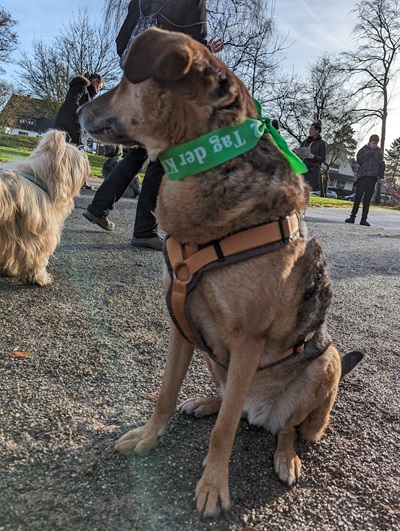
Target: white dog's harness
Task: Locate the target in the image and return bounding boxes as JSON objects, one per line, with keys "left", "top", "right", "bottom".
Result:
{"left": 164, "top": 212, "right": 313, "bottom": 371}
{"left": 19, "top": 171, "right": 50, "bottom": 195}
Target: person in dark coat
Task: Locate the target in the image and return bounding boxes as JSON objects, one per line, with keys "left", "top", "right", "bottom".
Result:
{"left": 345, "top": 134, "right": 385, "bottom": 226}
{"left": 55, "top": 72, "right": 104, "bottom": 189}
{"left": 295, "top": 121, "right": 326, "bottom": 191}
{"left": 82, "top": 0, "right": 223, "bottom": 249}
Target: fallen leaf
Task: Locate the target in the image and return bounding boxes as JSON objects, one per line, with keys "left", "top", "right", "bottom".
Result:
{"left": 10, "top": 350, "right": 30, "bottom": 358}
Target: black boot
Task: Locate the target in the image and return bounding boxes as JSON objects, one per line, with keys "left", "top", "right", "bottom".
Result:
{"left": 345, "top": 215, "right": 355, "bottom": 223}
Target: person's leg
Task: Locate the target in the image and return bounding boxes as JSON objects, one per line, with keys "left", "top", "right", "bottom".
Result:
{"left": 131, "top": 160, "right": 165, "bottom": 250}
{"left": 360, "top": 177, "right": 376, "bottom": 225}
{"left": 304, "top": 170, "right": 318, "bottom": 191}
{"left": 83, "top": 147, "right": 147, "bottom": 231}
{"left": 87, "top": 147, "right": 147, "bottom": 217}
{"left": 346, "top": 179, "right": 366, "bottom": 222}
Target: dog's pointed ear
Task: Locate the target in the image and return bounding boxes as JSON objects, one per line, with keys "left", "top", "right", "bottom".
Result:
{"left": 124, "top": 28, "right": 194, "bottom": 84}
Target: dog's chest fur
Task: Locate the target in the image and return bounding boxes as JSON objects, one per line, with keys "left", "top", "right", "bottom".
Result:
{"left": 156, "top": 137, "right": 308, "bottom": 245}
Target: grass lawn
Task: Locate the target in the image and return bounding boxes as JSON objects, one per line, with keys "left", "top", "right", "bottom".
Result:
{"left": 309, "top": 196, "right": 351, "bottom": 208}
{"left": 0, "top": 133, "right": 106, "bottom": 178}
{"left": 0, "top": 134, "right": 394, "bottom": 209}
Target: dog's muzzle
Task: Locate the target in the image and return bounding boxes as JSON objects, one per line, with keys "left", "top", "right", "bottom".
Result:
{"left": 78, "top": 105, "right": 137, "bottom": 146}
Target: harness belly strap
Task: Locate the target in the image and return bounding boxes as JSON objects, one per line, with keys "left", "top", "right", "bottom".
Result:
{"left": 164, "top": 212, "right": 309, "bottom": 370}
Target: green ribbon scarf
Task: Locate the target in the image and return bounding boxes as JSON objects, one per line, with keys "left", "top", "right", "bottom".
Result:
{"left": 159, "top": 99, "right": 308, "bottom": 180}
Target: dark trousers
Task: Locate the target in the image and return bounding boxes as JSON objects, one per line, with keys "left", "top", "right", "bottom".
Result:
{"left": 87, "top": 147, "right": 164, "bottom": 238}
{"left": 304, "top": 167, "right": 319, "bottom": 191}
{"left": 351, "top": 176, "right": 377, "bottom": 221}
{"left": 133, "top": 159, "right": 164, "bottom": 238}
{"left": 87, "top": 147, "right": 148, "bottom": 218}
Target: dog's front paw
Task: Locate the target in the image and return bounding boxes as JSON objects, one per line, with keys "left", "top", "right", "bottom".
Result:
{"left": 274, "top": 450, "right": 302, "bottom": 486}
{"left": 179, "top": 396, "right": 222, "bottom": 417}
{"left": 114, "top": 424, "right": 163, "bottom": 457}
{"left": 196, "top": 470, "right": 231, "bottom": 519}
{"left": 32, "top": 271, "right": 53, "bottom": 286}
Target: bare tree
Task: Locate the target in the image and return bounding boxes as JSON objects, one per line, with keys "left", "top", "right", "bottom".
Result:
{"left": 0, "top": 78, "right": 13, "bottom": 110}
{"left": 322, "top": 125, "right": 358, "bottom": 196}
{"left": 0, "top": 6, "right": 19, "bottom": 73}
{"left": 270, "top": 72, "right": 311, "bottom": 143}
{"left": 270, "top": 54, "right": 360, "bottom": 195}
{"left": 273, "top": 56, "right": 359, "bottom": 141}
{"left": 103, "top": 0, "right": 129, "bottom": 32}
{"left": 102, "top": 0, "right": 288, "bottom": 107}
{"left": 16, "top": 9, "right": 120, "bottom": 117}
{"left": 384, "top": 137, "right": 400, "bottom": 188}
{"left": 341, "top": 0, "right": 400, "bottom": 202}
{"left": 205, "top": 0, "right": 289, "bottom": 105}
{"left": 307, "top": 55, "right": 360, "bottom": 194}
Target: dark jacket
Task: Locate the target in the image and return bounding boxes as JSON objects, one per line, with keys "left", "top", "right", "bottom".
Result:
{"left": 356, "top": 144, "right": 385, "bottom": 182}
{"left": 54, "top": 75, "right": 92, "bottom": 145}
{"left": 299, "top": 135, "right": 326, "bottom": 190}
{"left": 116, "top": 0, "right": 207, "bottom": 57}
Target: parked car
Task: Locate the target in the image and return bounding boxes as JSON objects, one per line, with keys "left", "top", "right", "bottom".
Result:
{"left": 342, "top": 193, "right": 356, "bottom": 201}
{"left": 309, "top": 190, "right": 338, "bottom": 199}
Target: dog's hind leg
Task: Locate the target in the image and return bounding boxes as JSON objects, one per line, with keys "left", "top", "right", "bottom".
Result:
{"left": 298, "top": 344, "right": 341, "bottom": 443}
{"left": 180, "top": 396, "right": 222, "bottom": 417}
{"left": 195, "top": 336, "right": 264, "bottom": 519}
{"left": 114, "top": 324, "right": 194, "bottom": 456}
{"left": 179, "top": 353, "right": 222, "bottom": 416}
{"left": 275, "top": 344, "right": 341, "bottom": 485}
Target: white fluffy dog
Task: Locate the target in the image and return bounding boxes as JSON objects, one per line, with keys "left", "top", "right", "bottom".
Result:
{"left": 0, "top": 130, "right": 90, "bottom": 286}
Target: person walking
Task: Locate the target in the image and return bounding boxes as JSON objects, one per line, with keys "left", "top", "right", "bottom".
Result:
{"left": 345, "top": 134, "right": 385, "bottom": 227}
{"left": 55, "top": 72, "right": 104, "bottom": 189}
{"left": 82, "top": 0, "right": 223, "bottom": 250}
{"left": 295, "top": 120, "right": 326, "bottom": 192}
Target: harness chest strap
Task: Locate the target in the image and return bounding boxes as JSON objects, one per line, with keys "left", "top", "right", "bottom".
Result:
{"left": 19, "top": 171, "right": 50, "bottom": 195}
{"left": 165, "top": 212, "right": 309, "bottom": 369}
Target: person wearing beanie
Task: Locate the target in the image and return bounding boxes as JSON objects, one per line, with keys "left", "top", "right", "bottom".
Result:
{"left": 295, "top": 120, "right": 326, "bottom": 191}
{"left": 345, "top": 134, "right": 385, "bottom": 226}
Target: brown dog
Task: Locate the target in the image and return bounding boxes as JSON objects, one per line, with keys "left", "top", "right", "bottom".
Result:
{"left": 79, "top": 28, "right": 362, "bottom": 518}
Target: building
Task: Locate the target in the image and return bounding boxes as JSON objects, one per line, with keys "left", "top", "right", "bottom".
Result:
{"left": 328, "top": 160, "right": 356, "bottom": 191}
{"left": 0, "top": 94, "right": 55, "bottom": 137}
{"left": 0, "top": 94, "right": 104, "bottom": 154}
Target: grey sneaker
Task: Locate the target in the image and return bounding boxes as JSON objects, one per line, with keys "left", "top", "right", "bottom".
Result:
{"left": 82, "top": 210, "right": 115, "bottom": 232}
{"left": 130, "top": 236, "right": 163, "bottom": 251}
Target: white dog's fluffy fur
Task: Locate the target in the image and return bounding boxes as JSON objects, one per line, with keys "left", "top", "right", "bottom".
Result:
{"left": 0, "top": 130, "right": 90, "bottom": 286}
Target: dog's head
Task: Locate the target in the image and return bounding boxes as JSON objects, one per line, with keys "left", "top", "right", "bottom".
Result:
{"left": 20, "top": 130, "right": 90, "bottom": 203}
{"left": 78, "top": 28, "right": 255, "bottom": 160}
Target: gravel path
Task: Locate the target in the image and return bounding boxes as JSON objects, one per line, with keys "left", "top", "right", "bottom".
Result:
{"left": 1, "top": 186, "right": 399, "bottom": 531}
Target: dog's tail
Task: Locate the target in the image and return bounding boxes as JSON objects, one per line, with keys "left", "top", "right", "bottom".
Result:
{"left": 340, "top": 350, "right": 364, "bottom": 380}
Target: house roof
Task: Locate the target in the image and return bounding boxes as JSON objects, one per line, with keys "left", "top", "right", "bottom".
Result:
{"left": 1, "top": 94, "right": 55, "bottom": 121}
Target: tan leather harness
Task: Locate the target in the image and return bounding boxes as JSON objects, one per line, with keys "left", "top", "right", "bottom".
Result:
{"left": 164, "top": 212, "right": 312, "bottom": 371}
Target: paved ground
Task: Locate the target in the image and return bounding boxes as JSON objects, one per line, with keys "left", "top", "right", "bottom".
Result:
{"left": 305, "top": 206, "right": 400, "bottom": 230}
{"left": 0, "top": 184, "right": 399, "bottom": 530}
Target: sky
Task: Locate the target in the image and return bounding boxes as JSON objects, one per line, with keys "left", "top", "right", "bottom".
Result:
{"left": 2, "top": 0, "right": 398, "bottom": 148}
